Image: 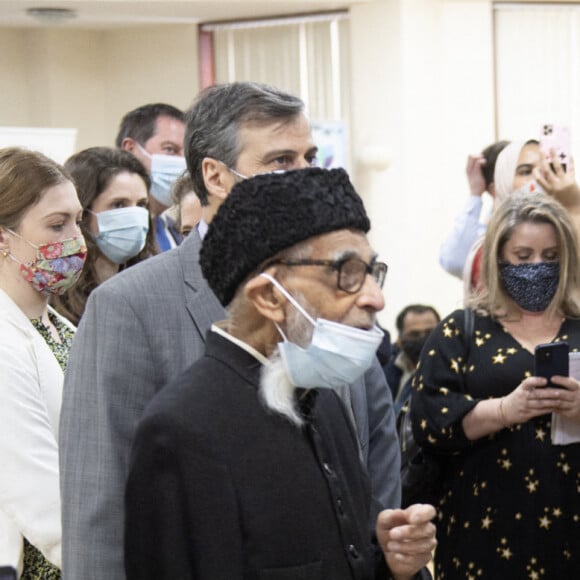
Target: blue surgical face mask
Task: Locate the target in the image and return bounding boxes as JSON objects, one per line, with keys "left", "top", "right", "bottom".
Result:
{"left": 261, "top": 273, "right": 384, "bottom": 389}
{"left": 138, "top": 145, "right": 186, "bottom": 207}
{"left": 91, "top": 206, "right": 149, "bottom": 264}
{"left": 500, "top": 261, "right": 560, "bottom": 312}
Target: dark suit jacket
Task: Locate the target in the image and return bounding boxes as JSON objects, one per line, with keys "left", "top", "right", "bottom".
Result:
{"left": 125, "top": 332, "right": 388, "bottom": 580}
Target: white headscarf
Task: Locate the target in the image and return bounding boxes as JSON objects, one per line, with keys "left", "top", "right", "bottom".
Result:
{"left": 493, "top": 140, "right": 527, "bottom": 205}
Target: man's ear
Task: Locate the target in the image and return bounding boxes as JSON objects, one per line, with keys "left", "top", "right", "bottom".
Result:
{"left": 202, "top": 157, "right": 233, "bottom": 202}
{"left": 244, "top": 274, "right": 286, "bottom": 324}
{"left": 120, "top": 137, "right": 137, "bottom": 153}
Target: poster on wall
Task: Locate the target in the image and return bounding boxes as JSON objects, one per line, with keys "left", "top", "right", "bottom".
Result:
{"left": 311, "top": 120, "right": 348, "bottom": 171}
{"left": 0, "top": 127, "right": 77, "bottom": 164}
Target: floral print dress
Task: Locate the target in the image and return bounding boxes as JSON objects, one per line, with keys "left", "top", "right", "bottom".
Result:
{"left": 411, "top": 309, "right": 580, "bottom": 579}
{"left": 21, "top": 312, "right": 74, "bottom": 580}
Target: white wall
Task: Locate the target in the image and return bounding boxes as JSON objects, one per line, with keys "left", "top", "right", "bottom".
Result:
{"left": 0, "top": 1, "right": 498, "bottom": 335}
{"left": 350, "top": 0, "right": 495, "bottom": 334}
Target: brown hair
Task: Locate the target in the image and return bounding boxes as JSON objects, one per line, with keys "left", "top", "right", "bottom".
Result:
{"left": 0, "top": 147, "right": 72, "bottom": 230}
{"left": 52, "top": 147, "right": 158, "bottom": 324}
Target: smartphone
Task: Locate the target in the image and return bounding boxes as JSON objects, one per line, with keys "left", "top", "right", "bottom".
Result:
{"left": 534, "top": 341, "right": 569, "bottom": 387}
{"left": 540, "top": 124, "right": 571, "bottom": 172}
{"left": 0, "top": 567, "right": 17, "bottom": 580}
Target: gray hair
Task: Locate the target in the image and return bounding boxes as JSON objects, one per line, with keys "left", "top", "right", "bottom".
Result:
{"left": 184, "top": 82, "right": 305, "bottom": 206}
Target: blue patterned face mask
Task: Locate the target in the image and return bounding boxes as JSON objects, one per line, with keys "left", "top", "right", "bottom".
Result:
{"left": 500, "top": 262, "right": 560, "bottom": 312}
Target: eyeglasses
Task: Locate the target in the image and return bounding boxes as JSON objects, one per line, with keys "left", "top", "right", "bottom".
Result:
{"left": 263, "top": 256, "right": 388, "bottom": 294}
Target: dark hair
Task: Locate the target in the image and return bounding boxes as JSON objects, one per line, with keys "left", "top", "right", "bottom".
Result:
{"left": 0, "top": 147, "right": 71, "bottom": 230}
{"left": 52, "top": 147, "right": 158, "bottom": 325}
{"left": 171, "top": 172, "right": 194, "bottom": 206}
{"left": 184, "top": 82, "right": 305, "bottom": 206}
{"left": 115, "top": 103, "right": 184, "bottom": 148}
{"left": 481, "top": 140, "right": 510, "bottom": 188}
{"left": 395, "top": 304, "right": 441, "bottom": 333}
{"left": 171, "top": 172, "right": 198, "bottom": 232}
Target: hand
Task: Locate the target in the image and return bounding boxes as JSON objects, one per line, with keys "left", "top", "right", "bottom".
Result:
{"left": 465, "top": 155, "right": 487, "bottom": 197}
{"left": 376, "top": 503, "right": 437, "bottom": 580}
{"left": 501, "top": 376, "right": 567, "bottom": 425}
{"left": 549, "top": 375, "right": 580, "bottom": 421}
{"left": 535, "top": 150, "right": 580, "bottom": 210}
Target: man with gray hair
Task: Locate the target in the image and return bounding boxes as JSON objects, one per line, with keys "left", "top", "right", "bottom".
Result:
{"left": 60, "top": 82, "right": 401, "bottom": 579}
{"left": 125, "top": 167, "right": 436, "bottom": 579}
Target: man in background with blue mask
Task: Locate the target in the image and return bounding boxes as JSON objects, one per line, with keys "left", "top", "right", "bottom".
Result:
{"left": 125, "top": 166, "right": 436, "bottom": 580}
{"left": 61, "top": 82, "right": 402, "bottom": 580}
{"left": 116, "top": 102, "right": 186, "bottom": 251}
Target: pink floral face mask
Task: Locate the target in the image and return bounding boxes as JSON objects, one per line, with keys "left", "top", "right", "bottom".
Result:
{"left": 7, "top": 230, "right": 87, "bottom": 296}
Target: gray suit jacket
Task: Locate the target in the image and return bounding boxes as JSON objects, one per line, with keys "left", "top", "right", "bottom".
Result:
{"left": 60, "top": 231, "right": 400, "bottom": 580}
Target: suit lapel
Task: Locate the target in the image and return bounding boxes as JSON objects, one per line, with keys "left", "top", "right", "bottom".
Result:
{"left": 178, "top": 231, "right": 226, "bottom": 341}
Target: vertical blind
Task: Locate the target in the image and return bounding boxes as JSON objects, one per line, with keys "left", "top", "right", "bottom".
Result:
{"left": 494, "top": 3, "right": 580, "bottom": 155}
{"left": 204, "top": 13, "right": 350, "bottom": 122}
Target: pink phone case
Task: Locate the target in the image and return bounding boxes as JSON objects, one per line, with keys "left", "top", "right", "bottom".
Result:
{"left": 540, "top": 124, "right": 570, "bottom": 170}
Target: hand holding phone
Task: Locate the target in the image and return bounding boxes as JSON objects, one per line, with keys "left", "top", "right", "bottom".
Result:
{"left": 534, "top": 341, "right": 569, "bottom": 387}
{"left": 540, "top": 124, "right": 571, "bottom": 173}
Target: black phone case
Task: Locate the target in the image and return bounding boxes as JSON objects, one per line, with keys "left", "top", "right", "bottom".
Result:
{"left": 534, "top": 341, "right": 569, "bottom": 387}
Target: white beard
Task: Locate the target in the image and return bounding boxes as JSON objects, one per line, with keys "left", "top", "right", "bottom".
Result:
{"left": 258, "top": 291, "right": 316, "bottom": 427}
{"left": 259, "top": 350, "right": 303, "bottom": 427}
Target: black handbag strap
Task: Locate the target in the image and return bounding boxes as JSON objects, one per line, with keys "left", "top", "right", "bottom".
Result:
{"left": 464, "top": 307, "right": 474, "bottom": 358}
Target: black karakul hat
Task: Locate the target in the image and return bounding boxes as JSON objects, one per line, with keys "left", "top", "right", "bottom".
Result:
{"left": 200, "top": 167, "right": 371, "bottom": 306}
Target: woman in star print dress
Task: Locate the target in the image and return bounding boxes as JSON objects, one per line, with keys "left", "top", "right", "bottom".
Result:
{"left": 412, "top": 191, "right": 580, "bottom": 579}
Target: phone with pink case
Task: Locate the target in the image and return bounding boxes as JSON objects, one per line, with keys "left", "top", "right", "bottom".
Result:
{"left": 540, "top": 123, "right": 570, "bottom": 172}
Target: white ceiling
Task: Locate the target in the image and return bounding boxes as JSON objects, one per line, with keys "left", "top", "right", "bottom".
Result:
{"left": 3, "top": 0, "right": 576, "bottom": 29}
{"left": 0, "top": 0, "right": 357, "bottom": 28}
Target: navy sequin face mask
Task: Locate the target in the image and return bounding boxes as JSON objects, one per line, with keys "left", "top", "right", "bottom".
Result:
{"left": 499, "top": 262, "right": 560, "bottom": 312}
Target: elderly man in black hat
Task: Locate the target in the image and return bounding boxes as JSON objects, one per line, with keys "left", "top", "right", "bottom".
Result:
{"left": 124, "top": 167, "right": 436, "bottom": 580}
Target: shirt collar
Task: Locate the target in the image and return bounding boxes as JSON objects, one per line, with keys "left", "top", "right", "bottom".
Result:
{"left": 197, "top": 218, "right": 209, "bottom": 240}
{"left": 211, "top": 321, "right": 269, "bottom": 365}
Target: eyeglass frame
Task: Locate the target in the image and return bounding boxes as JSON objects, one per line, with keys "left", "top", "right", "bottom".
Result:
{"left": 261, "top": 256, "right": 388, "bottom": 294}
{"left": 220, "top": 161, "right": 288, "bottom": 181}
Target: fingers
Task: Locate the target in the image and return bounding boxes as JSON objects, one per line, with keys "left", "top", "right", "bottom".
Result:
{"left": 466, "top": 155, "right": 486, "bottom": 196}
{"left": 377, "top": 504, "right": 436, "bottom": 532}
{"left": 385, "top": 551, "right": 434, "bottom": 580}
{"left": 377, "top": 504, "right": 437, "bottom": 578}
{"left": 549, "top": 376, "right": 578, "bottom": 391}
{"left": 465, "top": 154, "right": 485, "bottom": 172}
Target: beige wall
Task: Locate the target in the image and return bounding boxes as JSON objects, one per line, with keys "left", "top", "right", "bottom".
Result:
{"left": 0, "top": 24, "right": 199, "bottom": 151}
{"left": 350, "top": 0, "right": 495, "bottom": 333}
{"left": 0, "top": 1, "right": 496, "bottom": 334}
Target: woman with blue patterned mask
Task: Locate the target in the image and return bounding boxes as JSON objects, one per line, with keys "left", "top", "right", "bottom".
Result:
{"left": 411, "top": 190, "right": 580, "bottom": 579}
{"left": 52, "top": 147, "right": 158, "bottom": 325}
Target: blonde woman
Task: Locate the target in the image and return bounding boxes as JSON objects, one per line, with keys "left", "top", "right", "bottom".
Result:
{"left": 412, "top": 191, "right": 580, "bottom": 578}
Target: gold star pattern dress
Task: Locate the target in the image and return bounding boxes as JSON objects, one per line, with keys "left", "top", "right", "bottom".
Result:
{"left": 411, "top": 309, "right": 580, "bottom": 579}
